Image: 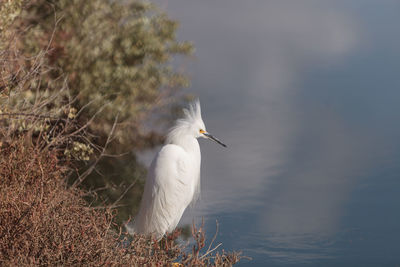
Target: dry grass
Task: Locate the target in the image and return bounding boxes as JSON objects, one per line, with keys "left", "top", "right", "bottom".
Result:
{"left": 0, "top": 139, "right": 128, "bottom": 266}
{"left": 0, "top": 138, "right": 242, "bottom": 266}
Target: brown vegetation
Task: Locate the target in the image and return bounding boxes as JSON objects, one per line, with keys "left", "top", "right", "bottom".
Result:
{"left": 0, "top": 139, "right": 241, "bottom": 266}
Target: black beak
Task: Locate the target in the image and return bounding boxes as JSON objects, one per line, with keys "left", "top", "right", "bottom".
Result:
{"left": 203, "top": 133, "right": 227, "bottom": 147}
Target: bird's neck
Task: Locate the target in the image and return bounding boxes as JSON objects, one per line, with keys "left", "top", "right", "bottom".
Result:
{"left": 172, "top": 135, "right": 200, "bottom": 154}
{"left": 166, "top": 125, "right": 200, "bottom": 154}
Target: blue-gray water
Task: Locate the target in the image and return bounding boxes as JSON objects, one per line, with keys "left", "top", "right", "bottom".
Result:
{"left": 145, "top": 1, "right": 400, "bottom": 265}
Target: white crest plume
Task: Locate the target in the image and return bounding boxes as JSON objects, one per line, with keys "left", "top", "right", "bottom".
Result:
{"left": 166, "top": 99, "right": 203, "bottom": 145}
{"left": 182, "top": 99, "right": 202, "bottom": 123}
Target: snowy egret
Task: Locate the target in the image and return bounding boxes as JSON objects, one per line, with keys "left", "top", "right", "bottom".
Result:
{"left": 128, "top": 99, "right": 226, "bottom": 239}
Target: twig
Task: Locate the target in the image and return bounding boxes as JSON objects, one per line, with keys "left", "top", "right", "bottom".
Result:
{"left": 109, "top": 179, "right": 138, "bottom": 209}
{"left": 202, "top": 220, "right": 219, "bottom": 257}
{"left": 0, "top": 112, "right": 68, "bottom": 122}
{"left": 200, "top": 243, "right": 222, "bottom": 259}
{"left": 72, "top": 113, "right": 118, "bottom": 187}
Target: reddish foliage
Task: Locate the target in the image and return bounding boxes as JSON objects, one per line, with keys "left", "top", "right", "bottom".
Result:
{"left": 0, "top": 139, "right": 242, "bottom": 266}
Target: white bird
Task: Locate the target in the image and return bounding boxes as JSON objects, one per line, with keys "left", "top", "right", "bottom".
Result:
{"left": 128, "top": 99, "right": 226, "bottom": 239}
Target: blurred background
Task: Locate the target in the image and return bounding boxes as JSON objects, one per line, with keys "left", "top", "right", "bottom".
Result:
{"left": 2, "top": 0, "right": 400, "bottom": 266}
{"left": 148, "top": 0, "right": 400, "bottom": 266}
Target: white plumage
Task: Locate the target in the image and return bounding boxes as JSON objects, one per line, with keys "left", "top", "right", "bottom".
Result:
{"left": 128, "top": 99, "right": 226, "bottom": 239}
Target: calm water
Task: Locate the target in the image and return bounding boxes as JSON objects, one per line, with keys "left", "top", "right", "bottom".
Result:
{"left": 145, "top": 1, "right": 400, "bottom": 265}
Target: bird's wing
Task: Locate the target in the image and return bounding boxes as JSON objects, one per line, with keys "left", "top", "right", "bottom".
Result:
{"left": 132, "top": 144, "right": 194, "bottom": 238}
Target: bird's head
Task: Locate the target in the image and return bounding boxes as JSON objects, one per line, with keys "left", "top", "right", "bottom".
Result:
{"left": 167, "top": 99, "right": 226, "bottom": 147}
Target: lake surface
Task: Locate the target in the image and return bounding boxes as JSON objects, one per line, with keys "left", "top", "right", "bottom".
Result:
{"left": 145, "top": 1, "right": 400, "bottom": 265}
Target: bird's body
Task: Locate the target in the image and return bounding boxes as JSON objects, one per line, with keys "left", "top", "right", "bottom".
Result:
{"left": 128, "top": 100, "right": 226, "bottom": 239}
{"left": 132, "top": 143, "right": 200, "bottom": 238}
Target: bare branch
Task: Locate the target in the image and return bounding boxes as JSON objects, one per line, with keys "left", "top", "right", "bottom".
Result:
{"left": 72, "top": 114, "right": 118, "bottom": 187}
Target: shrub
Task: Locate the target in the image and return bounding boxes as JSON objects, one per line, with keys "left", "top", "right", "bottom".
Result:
{"left": 0, "top": 139, "right": 126, "bottom": 266}
{"left": 16, "top": 0, "right": 193, "bottom": 151}
{"left": 0, "top": 139, "right": 241, "bottom": 266}
{"left": 4, "top": 0, "right": 194, "bottom": 222}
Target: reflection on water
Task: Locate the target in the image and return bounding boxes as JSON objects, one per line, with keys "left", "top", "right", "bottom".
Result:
{"left": 143, "top": 1, "right": 400, "bottom": 265}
